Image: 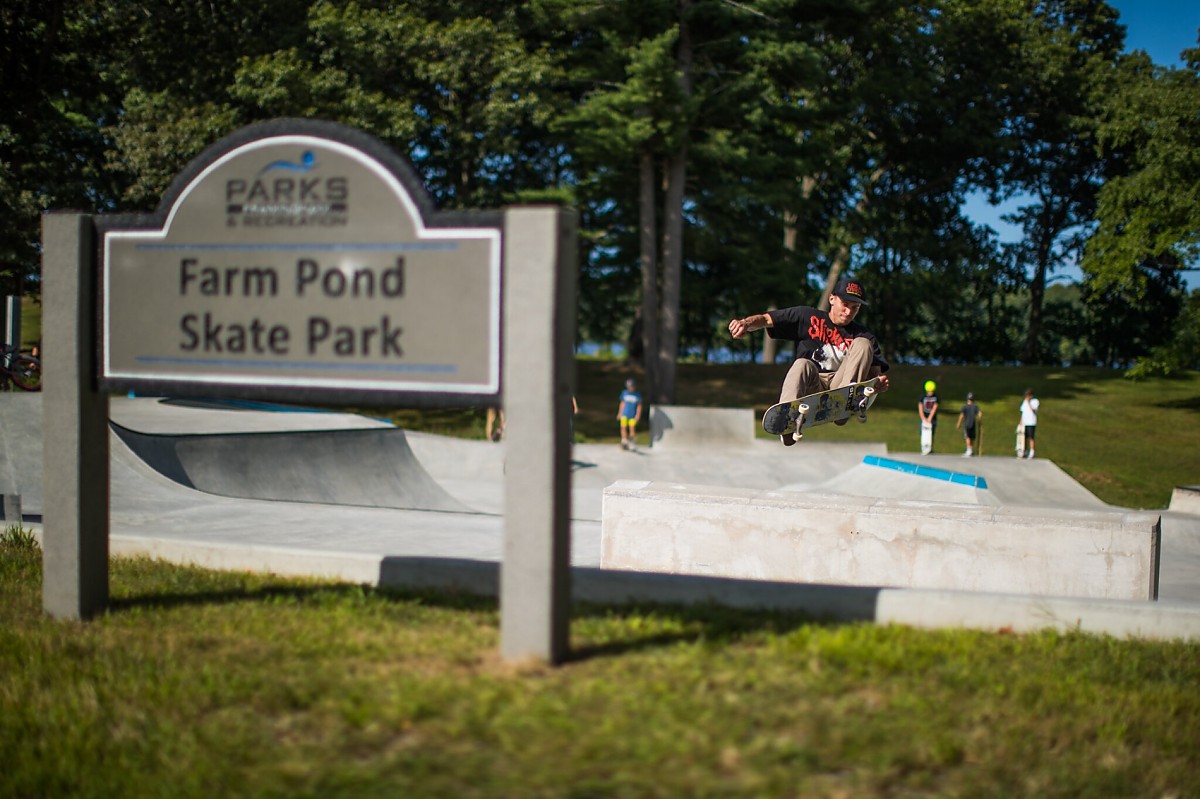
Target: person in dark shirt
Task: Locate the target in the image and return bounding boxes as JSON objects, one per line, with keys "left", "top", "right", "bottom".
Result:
{"left": 728, "top": 277, "right": 890, "bottom": 446}
{"left": 956, "top": 392, "right": 983, "bottom": 457}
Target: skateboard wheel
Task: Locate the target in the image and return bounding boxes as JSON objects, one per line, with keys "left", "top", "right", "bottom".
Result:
{"left": 798, "top": 403, "right": 810, "bottom": 413}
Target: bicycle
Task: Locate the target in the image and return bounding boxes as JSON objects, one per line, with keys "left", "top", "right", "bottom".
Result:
{"left": 0, "top": 344, "right": 41, "bottom": 391}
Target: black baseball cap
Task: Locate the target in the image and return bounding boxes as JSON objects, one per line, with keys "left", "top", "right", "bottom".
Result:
{"left": 833, "top": 278, "right": 868, "bottom": 306}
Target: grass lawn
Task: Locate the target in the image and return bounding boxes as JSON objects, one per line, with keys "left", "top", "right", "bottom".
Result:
{"left": 2, "top": 539, "right": 1198, "bottom": 799}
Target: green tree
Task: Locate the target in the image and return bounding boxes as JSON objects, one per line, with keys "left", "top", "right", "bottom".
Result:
{"left": 1125, "top": 288, "right": 1200, "bottom": 378}
{"left": 984, "top": 0, "right": 1123, "bottom": 364}
{"left": 1083, "top": 265, "right": 1186, "bottom": 369}
{"left": 0, "top": 0, "right": 114, "bottom": 292}
{"left": 1084, "top": 47, "right": 1200, "bottom": 294}
{"left": 98, "top": 0, "right": 314, "bottom": 209}
{"left": 553, "top": 0, "right": 707, "bottom": 402}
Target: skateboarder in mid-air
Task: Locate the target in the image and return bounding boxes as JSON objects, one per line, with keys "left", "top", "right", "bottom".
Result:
{"left": 728, "top": 277, "right": 891, "bottom": 446}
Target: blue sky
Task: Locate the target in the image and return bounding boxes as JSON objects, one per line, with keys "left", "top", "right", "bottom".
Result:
{"left": 1108, "top": 0, "right": 1200, "bottom": 67}
{"left": 962, "top": 1, "right": 1199, "bottom": 281}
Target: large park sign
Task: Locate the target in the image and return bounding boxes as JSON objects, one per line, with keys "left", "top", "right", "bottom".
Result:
{"left": 43, "top": 119, "right": 576, "bottom": 664}
{"left": 98, "top": 120, "right": 501, "bottom": 405}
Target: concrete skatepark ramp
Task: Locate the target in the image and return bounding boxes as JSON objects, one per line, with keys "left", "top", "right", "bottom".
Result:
{"left": 791, "top": 452, "right": 1111, "bottom": 509}
{"left": 2, "top": 394, "right": 478, "bottom": 516}
{"left": 4, "top": 392, "right": 1200, "bottom": 639}
{"left": 111, "top": 423, "right": 473, "bottom": 514}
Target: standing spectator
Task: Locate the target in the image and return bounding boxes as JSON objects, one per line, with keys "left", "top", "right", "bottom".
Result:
{"left": 1019, "top": 388, "right": 1039, "bottom": 459}
{"left": 956, "top": 392, "right": 983, "bottom": 457}
{"left": 486, "top": 407, "right": 505, "bottom": 442}
{"left": 918, "top": 380, "right": 939, "bottom": 454}
{"left": 616, "top": 379, "right": 643, "bottom": 451}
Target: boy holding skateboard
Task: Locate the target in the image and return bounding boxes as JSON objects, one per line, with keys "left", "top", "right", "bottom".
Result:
{"left": 918, "top": 380, "right": 939, "bottom": 454}
{"left": 1019, "top": 388, "right": 1039, "bottom": 459}
{"left": 728, "top": 277, "right": 890, "bottom": 446}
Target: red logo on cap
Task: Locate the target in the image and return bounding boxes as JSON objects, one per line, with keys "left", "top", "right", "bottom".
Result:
{"left": 845, "top": 282, "right": 863, "bottom": 298}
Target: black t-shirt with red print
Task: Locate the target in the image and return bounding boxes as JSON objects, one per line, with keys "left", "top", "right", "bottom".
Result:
{"left": 766, "top": 306, "right": 889, "bottom": 374}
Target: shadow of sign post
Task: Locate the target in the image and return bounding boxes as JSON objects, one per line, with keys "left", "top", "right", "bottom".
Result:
{"left": 40, "top": 119, "right": 576, "bottom": 664}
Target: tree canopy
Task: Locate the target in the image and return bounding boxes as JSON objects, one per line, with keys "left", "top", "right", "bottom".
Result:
{"left": 2, "top": 0, "right": 1197, "bottom": 388}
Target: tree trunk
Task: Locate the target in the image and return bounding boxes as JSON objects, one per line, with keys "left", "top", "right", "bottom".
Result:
{"left": 1022, "top": 205, "right": 1062, "bottom": 364}
{"left": 654, "top": 0, "right": 692, "bottom": 404}
{"left": 818, "top": 244, "right": 850, "bottom": 311}
{"left": 658, "top": 148, "right": 686, "bottom": 402}
{"left": 758, "top": 208, "right": 806, "bottom": 364}
{"left": 764, "top": 176, "right": 819, "bottom": 361}
{"left": 759, "top": 305, "right": 778, "bottom": 364}
{"left": 1023, "top": 250, "right": 1048, "bottom": 363}
{"left": 818, "top": 171, "right": 880, "bottom": 310}
{"left": 638, "top": 148, "right": 658, "bottom": 402}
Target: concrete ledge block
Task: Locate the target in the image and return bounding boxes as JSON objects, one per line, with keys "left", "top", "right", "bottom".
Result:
{"left": 2, "top": 494, "right": 20, "bottom": 523}
{"left": 650, "top": 405, "right": 755, "bottom": 449}
{"left": 1170, "top": 485, "right": 1200, "bottom": 515}
{"left": 601, "top": 481, "right": 1161, "bottom": 601}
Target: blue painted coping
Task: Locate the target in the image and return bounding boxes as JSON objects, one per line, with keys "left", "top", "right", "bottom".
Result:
{"left": 863, "top": 454, "right": 989, "bottom": 489}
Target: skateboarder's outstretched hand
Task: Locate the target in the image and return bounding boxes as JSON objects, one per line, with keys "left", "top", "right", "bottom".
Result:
{"left": 728, "top": 314, "right": 770, "bottom": 339}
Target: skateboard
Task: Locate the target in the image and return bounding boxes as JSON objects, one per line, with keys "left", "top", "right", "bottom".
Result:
{"left": 1015, "top": 422, "right": 1025, "bottom": 457}
{"left": 762, "top": 378, "right": 880, "bottom": 442}
{"left": 920, "top": 422, "right": 933, "bottom": 454}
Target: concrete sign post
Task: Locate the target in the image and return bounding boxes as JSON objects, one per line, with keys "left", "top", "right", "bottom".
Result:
{"left": 42, "top": 213, "right": 110, "bottom": 620}
{"left": 501, "top": 207, "right": 577, "bottom": 664}
{"left": 41, "top": 119, "right": 578, "bottom": 664}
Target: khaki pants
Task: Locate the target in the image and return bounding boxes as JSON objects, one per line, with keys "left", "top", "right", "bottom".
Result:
{"left": 779, "top": 337, "right": 876, "bottom": 403}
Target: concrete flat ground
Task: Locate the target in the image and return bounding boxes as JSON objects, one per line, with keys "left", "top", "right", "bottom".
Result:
{"left": 3, "top": 394, "right": 1197, "bottom": 606}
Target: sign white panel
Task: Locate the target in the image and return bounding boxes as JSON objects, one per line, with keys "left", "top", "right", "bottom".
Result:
{"left": 102, "top": 127, "right": 500, "bottom": 398}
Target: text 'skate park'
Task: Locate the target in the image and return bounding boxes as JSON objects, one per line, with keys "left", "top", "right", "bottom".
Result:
{"left": 177, "top": 257, "right": 405, "bottom": 357}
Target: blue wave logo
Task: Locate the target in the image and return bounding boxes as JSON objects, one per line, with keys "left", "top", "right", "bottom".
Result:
{"left": 258, "top": 150, "right": 317, "bottom": 174}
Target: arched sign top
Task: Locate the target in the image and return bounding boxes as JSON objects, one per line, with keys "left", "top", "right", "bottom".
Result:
{"left": 98, "top": 119, "right": 501, "bottom": 406}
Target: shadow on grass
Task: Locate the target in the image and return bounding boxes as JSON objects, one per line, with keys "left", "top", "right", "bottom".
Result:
{"left": 565, "top": 600, "right": 831, "bottom": 663}
{"left": 110, "top": 583, "right": 351, "bottom": 612}
{"left": 109, "top": 579, "right": 498, "bottom": 615}
{"left": 104, "top": 559, "right": 839, "bottom": 664}
{"left": 1155, "top": 394, "right": 1200, "bottom": 412}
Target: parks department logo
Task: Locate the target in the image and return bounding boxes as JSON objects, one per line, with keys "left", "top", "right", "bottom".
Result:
{"left": 225, "top": 150, "right": 349, "bottom": 228}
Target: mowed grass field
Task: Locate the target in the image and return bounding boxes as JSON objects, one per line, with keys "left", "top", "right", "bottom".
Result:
{"left": 2, "top": 543, "right": 1198, "bottom": 799}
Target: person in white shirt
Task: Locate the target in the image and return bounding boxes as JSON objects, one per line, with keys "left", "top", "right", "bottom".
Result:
{"left": 1019, "top": 388, "right": 1040, "bottom": 459}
